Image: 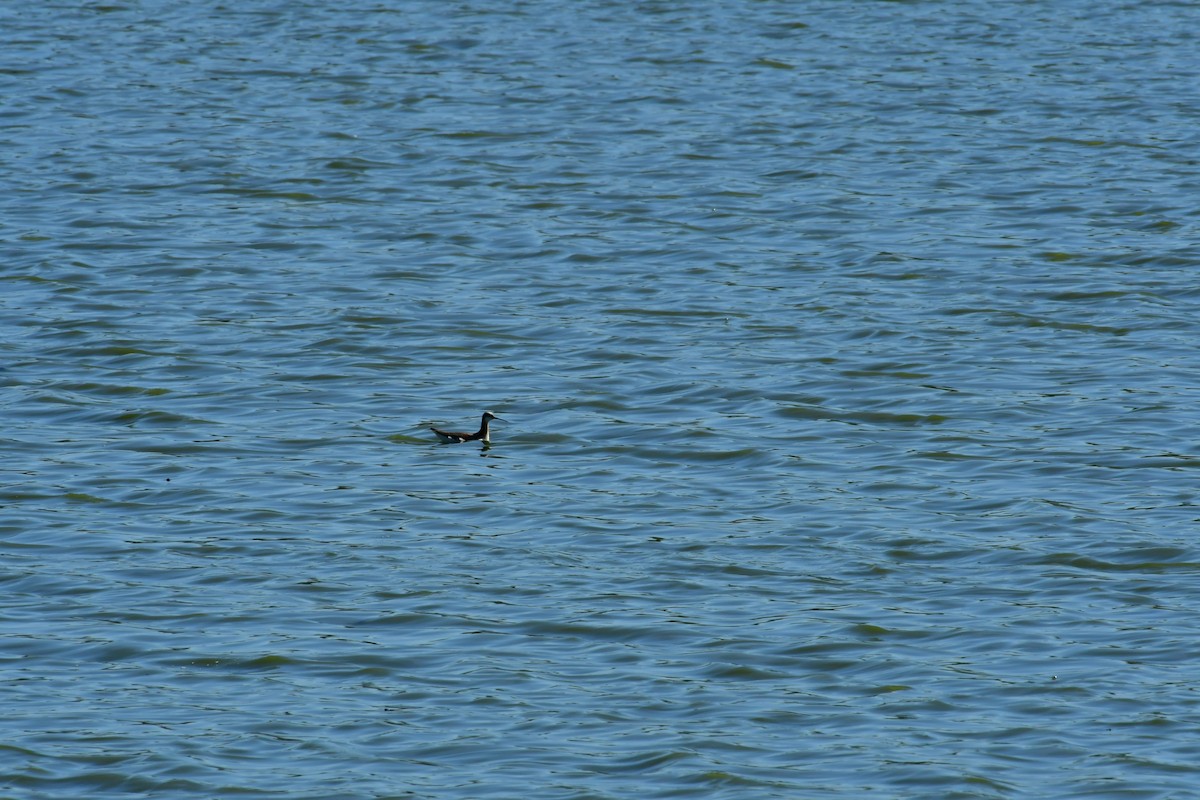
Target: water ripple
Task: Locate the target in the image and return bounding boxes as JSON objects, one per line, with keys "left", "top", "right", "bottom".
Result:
{"left": 5, "top": 1, "right": 1200, "bottom": 798}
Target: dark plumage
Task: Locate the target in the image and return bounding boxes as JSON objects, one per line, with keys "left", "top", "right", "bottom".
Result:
{"left": 431, "top": 410, "right": 504, "bottom": 443}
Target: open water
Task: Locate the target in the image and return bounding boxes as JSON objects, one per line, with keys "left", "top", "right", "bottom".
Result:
{"left": 3, "top": 1, "right": 1200, "bottom": 798}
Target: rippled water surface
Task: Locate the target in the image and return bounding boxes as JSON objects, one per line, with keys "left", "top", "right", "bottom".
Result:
{"left": 4, "top": 1, "right": 1200, "bottom": 797}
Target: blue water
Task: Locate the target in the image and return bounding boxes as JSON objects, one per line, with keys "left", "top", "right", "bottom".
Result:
{"left": 4, "top": 1, "right": 1200, "bottom": 798}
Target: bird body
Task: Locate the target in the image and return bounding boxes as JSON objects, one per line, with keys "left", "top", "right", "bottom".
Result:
{"left": 431, "top": 410, "right": 503, "bottom": 443}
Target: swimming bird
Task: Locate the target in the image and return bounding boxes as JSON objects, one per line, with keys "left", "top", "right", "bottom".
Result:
{"left": 431, "top": 410, "right": 504, "bottom": 443}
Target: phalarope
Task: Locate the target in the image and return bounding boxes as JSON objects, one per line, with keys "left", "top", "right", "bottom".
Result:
{"left": 431, "top": 410, "right": 504, "bottom": 443}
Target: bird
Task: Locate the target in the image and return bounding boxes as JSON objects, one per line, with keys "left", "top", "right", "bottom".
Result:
{"left": 431, "top": 410, "right": 505, "bottom": 443}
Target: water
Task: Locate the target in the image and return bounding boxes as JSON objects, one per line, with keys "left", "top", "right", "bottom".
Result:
{"left": 3, "top": 1, "right": 1200, "bottom": 797}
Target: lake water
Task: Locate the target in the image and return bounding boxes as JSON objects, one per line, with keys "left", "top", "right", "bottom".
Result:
{"left": 4, "top": 1, "right": 1200, "bottom": 797}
